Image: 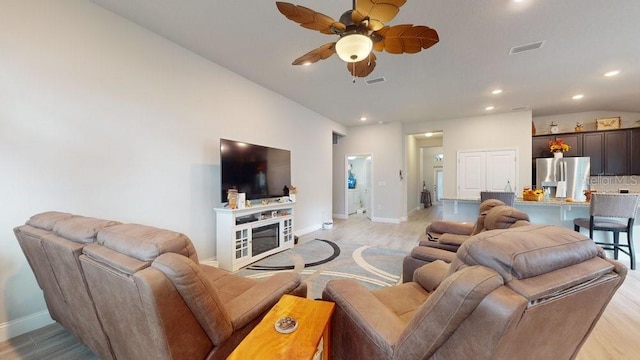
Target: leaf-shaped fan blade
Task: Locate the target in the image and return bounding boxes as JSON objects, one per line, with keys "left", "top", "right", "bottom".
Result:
{"left": 354, "top": 0, "right": 407, "bottom": 24}
{"left": 347, "top": 53, "right": 377, "bottom": 78}
{"left": 373, "top": 24, "right": 439, "bottom": 54}
{"left": 292, "top": 43, "right": 336, "bottom": 65}
{"left": 276, "top": 2, "right": 346, "bottom": 35}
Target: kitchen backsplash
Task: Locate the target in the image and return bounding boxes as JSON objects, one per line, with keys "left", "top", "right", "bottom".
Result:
{"left": 589, "top": 175, "right": 640, "bottom": 193}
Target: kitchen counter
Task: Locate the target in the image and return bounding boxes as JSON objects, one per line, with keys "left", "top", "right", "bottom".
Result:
{"left": 440, "top": 197, "right": 639, "bottom": 248}
{"left": 441, "top": 197, "right": 639, "bottom": 225}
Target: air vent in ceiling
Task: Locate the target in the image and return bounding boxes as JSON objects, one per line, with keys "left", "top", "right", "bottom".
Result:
{"left": 511, "top": 106, "right": 530, "bottom": 111}
{"left": 365, "top": 77, "right": 386, "bottom": 85}
{"left": 509, "top": 41, "right": 545, "bottom": 55}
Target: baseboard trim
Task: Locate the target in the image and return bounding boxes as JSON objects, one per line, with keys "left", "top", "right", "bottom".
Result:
{"left": 0, "top": 310, "right": 54, "bottom": 342}
{"left": 295, "top": 223, "right": 322, "bottom": 236}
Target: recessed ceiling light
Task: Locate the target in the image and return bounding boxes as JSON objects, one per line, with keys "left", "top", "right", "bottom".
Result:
{"left": 424, "top": 132, "right": 433, "bottom": 137}
{"left": 514, "top": 0, "right": 524, "bottom": 3}
{"left": 360, "top": 117, "right": 367, "bottom": 121}
{"left": 572, "top": 94, "right": 584, "bottom": 100}
{"left": 604, "top": 70, "right": 620, "bottom": 77}
{"left": 302, "top": 62, "right": 312, "bottom": 66}
{"left": 485, "top": 106, "right": 495, "bottom": 111}
{"left": 491, "top": 89, "right": 503, "bottom": 95}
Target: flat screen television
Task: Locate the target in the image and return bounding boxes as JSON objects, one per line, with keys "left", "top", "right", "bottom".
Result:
{"left": 220, "top": 138, "right": 291, "bottom": 201}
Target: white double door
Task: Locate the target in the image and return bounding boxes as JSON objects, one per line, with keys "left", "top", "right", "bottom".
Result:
{"left": 457, "top": 149, "right": 517, "bottom": 199}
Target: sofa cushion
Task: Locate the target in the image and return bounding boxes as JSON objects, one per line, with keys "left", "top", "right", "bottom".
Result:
{"left": 97, "top": 223, "right": 198, "bottom": 263}
{"left": 53, "top": 216, "right": 120, "bottom": 244}
{"left": 26, "top": 211, "right": 74, "bottom": 231}
{"left": 456, "top": 224, "right": 598, "bottom": 282}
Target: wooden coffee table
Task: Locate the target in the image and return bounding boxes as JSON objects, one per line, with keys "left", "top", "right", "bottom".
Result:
{"left": 227, "top": 294, "right": 335, "bottom": 360}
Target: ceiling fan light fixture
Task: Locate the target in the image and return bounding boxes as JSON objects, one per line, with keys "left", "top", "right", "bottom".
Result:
{"left": 335, "top": 34, "right": 373, "bottom": 63}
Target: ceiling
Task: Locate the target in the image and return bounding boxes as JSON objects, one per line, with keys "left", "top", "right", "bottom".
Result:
{"left": 89, "top": 0, "right": 640, "bottom": 127}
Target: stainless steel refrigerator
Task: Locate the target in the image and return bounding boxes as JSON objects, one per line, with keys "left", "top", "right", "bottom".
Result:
{"left": 536, "top": 157, "right": 590, "bottom": 201}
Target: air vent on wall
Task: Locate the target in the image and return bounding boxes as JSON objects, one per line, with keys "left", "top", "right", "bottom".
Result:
{"left": 365, "top": 77, "right": 386, "bottom": 85}
{"left": 509, "top": 41, "right": 545, "bottom": 55}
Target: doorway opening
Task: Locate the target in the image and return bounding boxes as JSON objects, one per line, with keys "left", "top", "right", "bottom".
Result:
{"left": 434, "top": 167, "right": 444, "bottom": 203}
{"left": 345, "top": 154, "right": 372, "bottom": 219}
{"left": 417, "top": 132, "right": 444, "bottom": 207}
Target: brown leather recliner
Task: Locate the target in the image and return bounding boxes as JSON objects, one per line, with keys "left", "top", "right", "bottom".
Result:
{"left": 323, "top": 224, "right": 626, "bottom": 360}
{"left": 424, "top": 199, "right": 509, "bottom": 251}
{"left": 402, "top": 203, "right": 530, "bottom": 281}
{"left": 79, "top": 223, "right": 307, "bottom": 360}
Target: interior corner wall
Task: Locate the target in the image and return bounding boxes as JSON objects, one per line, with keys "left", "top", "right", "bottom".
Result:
{"left": 0, "top": 0, "right": 345, "bottom": 339}
{"left": 332, "top": 123, "right": 404, "bottom": 222}
{"left": 403, "top": 111, "right": 533, "bottom": 198}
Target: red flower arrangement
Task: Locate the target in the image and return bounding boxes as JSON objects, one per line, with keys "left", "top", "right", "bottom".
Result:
{"left": 548, "top": 138, "right": 571, "bottom": 153}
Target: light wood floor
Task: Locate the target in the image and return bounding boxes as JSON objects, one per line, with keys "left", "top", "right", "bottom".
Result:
{"left": 1, "top": 206, "right": 638, "bottom": 359}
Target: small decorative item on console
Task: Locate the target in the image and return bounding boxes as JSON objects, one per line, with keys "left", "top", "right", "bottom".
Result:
{"left": 227, "top": 189, "right": 239, "bottom": 209}
{"left": 575, "top": 122, "right": 584, "bottom": 132}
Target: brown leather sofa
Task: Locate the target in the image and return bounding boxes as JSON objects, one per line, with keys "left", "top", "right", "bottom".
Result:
{"left": 323, "top": 224, "right": 626, "bottom": 360}
{"left": 14, "top": 212, "right": 120, "bottom": 360}
{"left": 15, "top": 211, "right": 306, "bottom": 360}
{"left": 402, "top": 202, "right": 530, "bottom": 281}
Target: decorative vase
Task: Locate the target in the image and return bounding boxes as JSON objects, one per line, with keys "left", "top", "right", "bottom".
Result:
{"left": 553, "top": 151, "right": 563, "bottom": 158}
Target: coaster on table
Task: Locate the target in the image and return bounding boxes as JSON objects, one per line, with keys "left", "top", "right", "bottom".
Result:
{"left": 275, "top": 316, "right": 298, "bottom": 334}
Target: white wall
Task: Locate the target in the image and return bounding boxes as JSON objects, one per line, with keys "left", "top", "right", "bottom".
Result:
{"left": 405, "top": 134, "right": 420, "bottom": 214}
{"left": 404, "top": 111, "right": 533, "bottom": 198}
{"left": 333, "top": 123, "right": 404, "bottom": 222}
{"left": 0, "top": 0, "right": 345, "bottom": 339}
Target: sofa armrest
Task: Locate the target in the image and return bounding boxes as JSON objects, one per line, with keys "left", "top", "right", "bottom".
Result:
{"left": 322, "top": 279, "right": 405, "bottom": 358}
{"left": 413, "top": 260, "right": 449, "bottom": 292}
{"left": 427, "top": 221, "right": 474, "bottom": 235}
{"left": 437, "top": 233, "right": 470, "bottom": 247}
{"left": 226, "top": 272, "right": 302, "bottom": 330}
{"left": 410, "top": 247, "right": 456, "bottom": 263}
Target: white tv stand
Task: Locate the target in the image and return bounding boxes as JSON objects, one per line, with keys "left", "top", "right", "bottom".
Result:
{"left": 214, "top": 201, "right": 295, "bottom": 271}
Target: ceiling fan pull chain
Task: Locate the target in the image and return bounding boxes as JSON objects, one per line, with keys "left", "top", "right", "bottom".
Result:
{"left": 353, "top": 62, "right": 357, "bottom": 83}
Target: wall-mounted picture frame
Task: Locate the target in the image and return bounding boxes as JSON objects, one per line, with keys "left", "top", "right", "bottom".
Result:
{"left": 596, "top": 117, "right": 621, "bottom": 130}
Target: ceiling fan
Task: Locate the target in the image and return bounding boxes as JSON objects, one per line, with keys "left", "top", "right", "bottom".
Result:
{"left": 275, "top": 0, "right": 439, "bottom": 79}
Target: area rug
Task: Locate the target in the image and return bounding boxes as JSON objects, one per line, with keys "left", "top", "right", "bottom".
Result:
{"left": 236, "top": 239, "right": 406, "bottom": 299}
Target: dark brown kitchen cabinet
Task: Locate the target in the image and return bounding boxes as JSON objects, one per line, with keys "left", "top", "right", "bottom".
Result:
{"left": 630, "top": 128, "right": 640, "bottom": 175}
{"left": 558, "top": 134, "right": 581, "bottom": 157}
{"left": 533, "top": 128, "right": 635, "bottom": 176}
{"left": 532, "top": 135, "right": 555, "bottom": 158}
{"left": 582, "top": 132, "right": 604, "bottom": 175}
{"left": 604, "top": 130, "right": 629, "bottom": 175}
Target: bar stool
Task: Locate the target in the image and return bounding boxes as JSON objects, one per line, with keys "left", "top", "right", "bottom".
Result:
{"left": 480, "top": 191, "right": 516, "bottom": 206}
{"left": 573, "top": 193, "right": 640, "bottom": 270}
{"left": 421, "top": 190, "right": 432, "bottom": 208}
